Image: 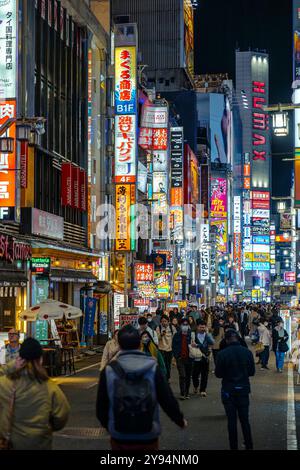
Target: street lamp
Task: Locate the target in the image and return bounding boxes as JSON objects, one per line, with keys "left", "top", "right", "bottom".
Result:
{"left": 272, "top": 112, "right": 289, "bottom": 137}
{"left": 0, "top": 136, "right": 14, "bottom": 153}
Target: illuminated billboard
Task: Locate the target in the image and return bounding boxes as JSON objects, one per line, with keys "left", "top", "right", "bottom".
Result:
{"left": 115, "top": 46, "right": 137, "bottom": 115}
{"left": 211, "top": 178, "right": 227, "bottom": 218}
{"left": 115, "top": 115, "right": 136, "bottom": 183}
{"left": 210, "top": 219, "right": 228, "bottom": 254}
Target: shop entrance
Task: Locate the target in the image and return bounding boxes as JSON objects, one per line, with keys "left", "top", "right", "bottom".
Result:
{"left": 0, "top": 297, "right": 16, "bottom": 332}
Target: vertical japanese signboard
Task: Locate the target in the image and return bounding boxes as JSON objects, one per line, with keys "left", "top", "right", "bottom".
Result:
{"left": 0, "top": 99, "right": 16, "bottom": 208}
{"left": 211, "top": 178, "right": 227, "bottom": 218}
{"left": 200, "top": 224, "right": 210, "bottom": 280}
{"left": 114, "top": 38, "right": 137, "bottom": 251}
{"left": 170, "top": 128, "right": 184, "bottom": 244}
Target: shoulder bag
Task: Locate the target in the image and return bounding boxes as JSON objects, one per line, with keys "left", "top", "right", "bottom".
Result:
{"left": 188, "top": 332, "right": 203, "bottom": 360}
{"left": 0, "top": 381, "right": 16, "bottom": 450}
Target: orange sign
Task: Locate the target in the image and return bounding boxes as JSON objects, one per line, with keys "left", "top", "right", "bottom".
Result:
{"left": 115, "top": 184, "right": 131, "bottom": 251}
{"left": 171, "top": 187, "right": 183, "bottom": 206}
{"left": 244, "top": 177, "right": 251, "bottom": 190}
{"left": 0, "top": 99, "right": 16, "bottom": 207}
{"left": 135, "top": 263, "right": 154, "bottom": 282}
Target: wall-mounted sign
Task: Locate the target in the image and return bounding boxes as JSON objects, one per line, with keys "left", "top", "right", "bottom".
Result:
{"left": 115, "top": 184, "right": 132, "bottom": 251}
{"left": 141, "top": 105, "right": 168, "bottom": 129}
{"left": 115, "top": 114, "right": 136, "bottom": 184}
{"left": 211, "top": 178, "right": 227, "bottom": 218}
{"left": 0, "top": 234, "right": 31, "bottom": 263}
{"left": 0, "top": 0, "right": 17, "bottom": 99}
{"left": 31, "top": 258, "right": 51, "bottom": 275}
{"left": 115, "top": 46, "right": 136, "bottom": 115}
{"left": 200, "top": 224, "right": 210, "bottom": 280}
{"left": 0, "top": 99, "right": 16, "bottom": 211}
{"left": 284, "top": 272, "right": 296, "bottom": 283}
{"left": 23, "top": 208, "right": 64, "bottom": 241}
{"left": 135, "top": 263, "right": 154, "bottom": 282}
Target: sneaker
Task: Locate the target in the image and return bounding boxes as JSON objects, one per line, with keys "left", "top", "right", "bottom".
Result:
{"left": 260, "top": 367, "right": 266, "bottom": 370}
{"left": 179, "top": 395, "right": 186, "bottom": 400}
{"left": 279, "top": 369, "right": 283, "bottom": 373}
{"left": 200, "top": 392, "right": 207, "bottom": 397}
{"left": 185, "top": 395, "right": 191, "bottom": 400}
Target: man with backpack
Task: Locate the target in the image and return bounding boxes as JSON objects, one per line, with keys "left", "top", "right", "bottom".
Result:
{"left": 96, "top": 324, "right": 187, "bottom": 451}
{"left": 158, "top": 315, "right": 177, "bottom": 383}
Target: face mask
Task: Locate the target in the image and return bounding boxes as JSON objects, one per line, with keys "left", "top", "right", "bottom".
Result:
{"left": 181, "top": 325, "right": 189, "bottom": 333}
{"left": 142, "top": 338, "right": 150, "bottom": 345}
{"left": 147, "top": 318, "right": 152, "bottom": 323}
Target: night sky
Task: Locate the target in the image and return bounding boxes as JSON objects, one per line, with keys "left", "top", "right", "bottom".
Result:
{"left": 195, "top": 0, "right": 293, "bottom": 197}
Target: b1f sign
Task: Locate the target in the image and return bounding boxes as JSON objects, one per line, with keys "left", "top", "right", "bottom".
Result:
{"left": 115, "top": 46, "right": 137, "bottom": 115}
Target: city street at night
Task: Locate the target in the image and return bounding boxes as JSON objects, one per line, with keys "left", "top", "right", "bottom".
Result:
{"left": 2, "top": 0, "right": 300, "bottom": 459}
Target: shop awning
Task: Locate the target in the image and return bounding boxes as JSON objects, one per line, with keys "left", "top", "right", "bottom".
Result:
{"left": 50, "top": 269, "right": 98, "bottom": 284}
{"left": 0, "top": 271, "right": 28, "bottom": 287}
{"left": 93, "top": 281, "right": 112, "bottom": 294}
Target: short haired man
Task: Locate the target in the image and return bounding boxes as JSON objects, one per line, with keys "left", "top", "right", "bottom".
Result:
{"left": 191, "top": 320, "right": 214, "bottom": 397}
{"left": 215, "top": 329, "right": 255, "bottom": 450}
{"left": 0, "top": 328, "right": 21, "bottom": 365}
{"left": 158, "top": 315, "right": 177, "bottom": 383}
{"left": 96, "top": 325, "right": 187, "bottom": 451}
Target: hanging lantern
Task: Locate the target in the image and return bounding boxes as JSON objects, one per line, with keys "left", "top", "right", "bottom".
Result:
{"left": 16, "top": 123, "right": 32, "bottom": 141}
{"left": 0, "top": 137, "right": 14, "bottom": 153}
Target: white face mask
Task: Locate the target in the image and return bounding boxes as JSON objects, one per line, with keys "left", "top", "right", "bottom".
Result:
{"left": 147, "top": 318, "right": 152, "bottom": 323}
{"left": 181, "top": 325, "right": 189, "bottom": 333}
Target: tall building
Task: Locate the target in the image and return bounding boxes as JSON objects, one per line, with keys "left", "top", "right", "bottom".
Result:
{"left": 236, "top": 50, "right": 271, "bottom": 299}
{"left": 111, "top": 0, "right": 194, "bottom": 91}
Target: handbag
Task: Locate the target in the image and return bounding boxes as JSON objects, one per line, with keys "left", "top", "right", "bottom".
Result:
{"left": 188, "top": 333, "right": 203, "bottom": 360}
{"left": 254, "top": 342, "right": 264, "bottom": 354}
{"left": 0, "top": 382, "right": 16, "bottom": 451}
{"left": 278, "top": 341, "right": 289, "bottom": 353}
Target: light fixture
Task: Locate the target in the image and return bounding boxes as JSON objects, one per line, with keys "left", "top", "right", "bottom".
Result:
{"left": 272, "top": 112, "right": 289, "bottom": 137}
{"left": 277, "top": 201, "right": 286, "bottom": 213}
{"left": 16, "top": 123, "right": 31, "bottom": 141}
{"left": 54, "top": 259, "right": 60, "bottom": 267}
{"left": 0, "top": 137, "right": 14, "bottom": 153}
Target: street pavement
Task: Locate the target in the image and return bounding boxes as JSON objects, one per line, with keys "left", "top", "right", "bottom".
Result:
{"left": 53, "top": 347, "right": 294, "bottom": 450}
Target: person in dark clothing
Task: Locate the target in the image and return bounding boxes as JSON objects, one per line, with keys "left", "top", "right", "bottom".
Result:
{"left": 191, "top": 320, "right": 214, "bottom": 397}
{"left": 215, "top": 329, "right": 255, "bottom": 451}
{"left": 172, "top": 318, "right": 192, "bottom": 400}
{"left": 96, "top": 325, "right": 187, "bottom": 451}
{"left": 219, "top": 328, "right": 248, "bottom": 350}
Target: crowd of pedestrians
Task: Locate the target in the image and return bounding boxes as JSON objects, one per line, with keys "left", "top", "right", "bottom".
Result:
{"left": 0, "top": 302, "right": 290, "bottom": 451}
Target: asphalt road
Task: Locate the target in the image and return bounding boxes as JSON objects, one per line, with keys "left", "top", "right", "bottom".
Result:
{"left": 53, "top": 348, "right": 295, "bottom": 451}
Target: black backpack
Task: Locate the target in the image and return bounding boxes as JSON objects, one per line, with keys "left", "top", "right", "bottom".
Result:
{"left": 110, "top": 361, "right": 156, "bottom": 434}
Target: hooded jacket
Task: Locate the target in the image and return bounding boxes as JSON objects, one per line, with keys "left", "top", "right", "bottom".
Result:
{"left": 96, "top": 350, "right": 184, "bottom": 441}
{"left": 0, "top": 362, "right": 70, "bottom": 450}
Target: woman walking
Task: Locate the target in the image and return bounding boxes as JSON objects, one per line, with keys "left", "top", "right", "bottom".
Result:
{"left": 0, "top": 338, "right": 70, "bottom": 450}
{"left": 272, "top": 321, "right": 289, "bottom": 372}
{"left": 100, "top": 330, "right": 120, "bottom": 371}
{"left": 140, "top": 330, "right": 167, "bottom": 377}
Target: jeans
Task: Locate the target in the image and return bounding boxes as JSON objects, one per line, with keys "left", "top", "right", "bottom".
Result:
{"left": 160, "top": 350, "right": 173, "bottom": 380}
{"left": 176, "top": 357, "right": 192, "bottom": 396}
{"left": 192, "top": 358, "right": 209, "bottom": 392}
{"left": 276, "top": 351, "right": 285, "bottom": 370}
{"left": 222, "top": 392, "right": 253, "bottom": 450}
{"left": 260, "top": 346, "right": 270, "bottom": 367}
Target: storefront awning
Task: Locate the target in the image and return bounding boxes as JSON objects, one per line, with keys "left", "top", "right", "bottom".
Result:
{"left": 93, "top": 281, "right": 112, "bottom": 294}
{"left": 50, "top": 269, "right": 98, "bottom": 284}
{"left": 0, "top": 271, "right": 28, "bottom": 287}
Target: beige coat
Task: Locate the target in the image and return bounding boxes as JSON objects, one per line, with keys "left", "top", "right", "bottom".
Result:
{"left": 100, "top": 338, "right": 120, "bottom": 371}
{"left": 0, "top": 365, "right": 70, "bottom": 450}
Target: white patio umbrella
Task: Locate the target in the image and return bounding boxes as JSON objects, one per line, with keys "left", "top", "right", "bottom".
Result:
{"left": 20, "top": 299, "right": 83, "bottom": 321}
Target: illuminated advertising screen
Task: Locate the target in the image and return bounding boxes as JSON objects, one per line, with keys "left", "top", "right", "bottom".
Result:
{"left": 184, "top": 0, "right": 194, "bottom": 80}
{"left": 210, "top": 219, "right": 228, "bottom": 254}
{"left": 211, "top": 178, "right": 227, "bottom": 218}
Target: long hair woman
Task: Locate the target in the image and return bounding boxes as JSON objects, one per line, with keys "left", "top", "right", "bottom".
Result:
{"left": 0, "top": 337, "right": 70, "bottom": 450}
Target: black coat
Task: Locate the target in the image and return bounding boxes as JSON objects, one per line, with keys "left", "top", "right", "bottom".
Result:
{"left": 215, "top": 343, "right": 255, "bottom": 394}
{"left": 272, "top": 328, "right": 289, "bottom": 353}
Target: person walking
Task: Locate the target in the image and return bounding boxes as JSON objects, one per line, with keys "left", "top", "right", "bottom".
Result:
{"left": 191, "top": 320, "right": 214, "bottom": 397}
{"left": 96, "top": 325, "right": 187, "bottom": 451}
{"left": 272, "top": 320, "right": 289, "bottom": 372}
{"left": 188, "top": 315, "right": 197, "bottom": 333}
{"left": 239, "top": 308, "right": 249, "bottom": 339}
{"left": 0, "top": 338, "right": 70, "bottom": 450}
{"left": 158, "top": 315, "right": 177, "bottom": 383}
{"left": 215, "top": 329, "right": 255, "bottom": 451}
{"left": 100, "top": 330, "right": 120, "bottom": 371}
{"left": 138, "top": 316, "right": 159, "bottom": 346}
{"left": 257, "top": 319, "right": 272, "bottom": 370}
{"left": 140, "top": 330, "right": 167, "bottom": 377}
{"left": 172, "top": 318, "right": 193, "bottom": 400}
{"left": 211, "top": 317, "right": 225, "bottom": 371}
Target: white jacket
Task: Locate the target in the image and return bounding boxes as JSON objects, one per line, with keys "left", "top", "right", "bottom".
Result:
{"left": 258, "top": 325, "right": 272, "bottom": 347}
